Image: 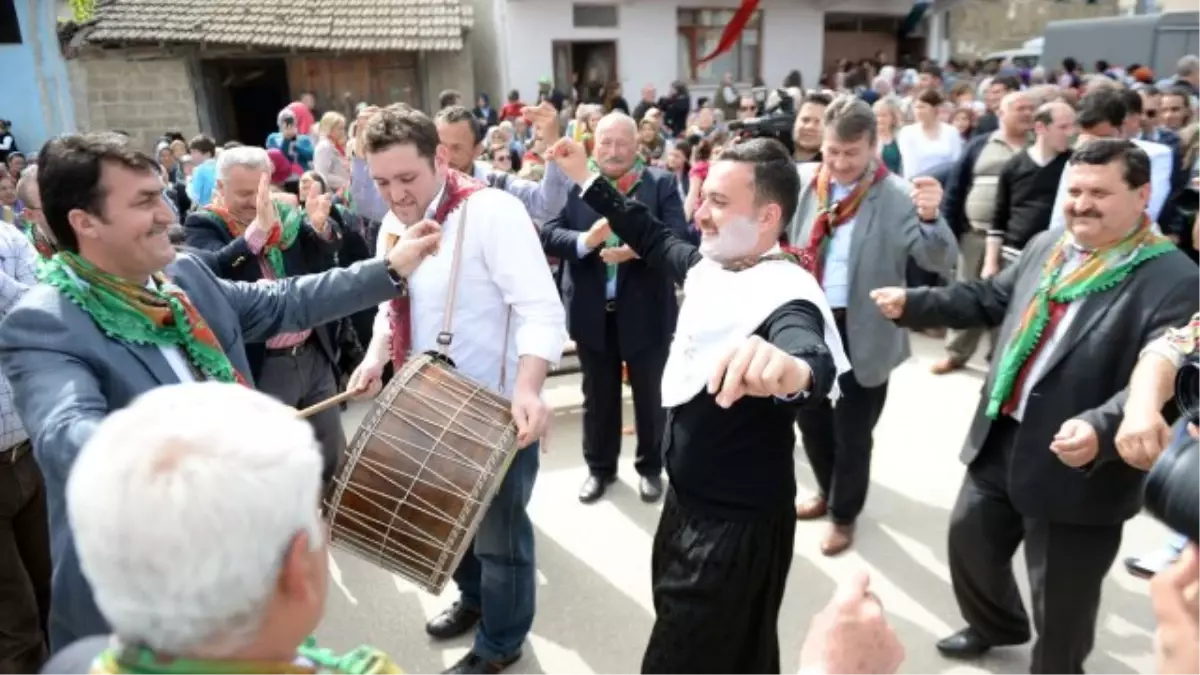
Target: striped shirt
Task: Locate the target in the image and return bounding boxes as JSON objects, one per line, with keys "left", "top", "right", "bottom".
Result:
{"left": 247, "top": 218, "right": 336, "bottom": 350}
{"left": 0, "top": 220, "right": 37, "bottom": 449}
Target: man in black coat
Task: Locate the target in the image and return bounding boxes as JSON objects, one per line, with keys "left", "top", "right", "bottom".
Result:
{"left": 183, "top": 146, "right": 345, "bottom": 479}
{"left": 541, "top": 112, "right": 688, "bottom": 504}
{"left": 870, "top": 140, "right": 1198, "bottom": 673}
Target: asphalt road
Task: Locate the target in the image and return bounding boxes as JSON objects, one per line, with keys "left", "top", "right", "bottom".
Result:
{"left": 315, "top": 333, "right": 1168, "bottom": 674}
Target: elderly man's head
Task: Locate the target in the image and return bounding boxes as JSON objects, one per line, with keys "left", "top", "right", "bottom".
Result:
{"left": 68, "top": 383, "right": 328, "bottom": 659}
{"left": 593, "top": 113, "right": 639, "bottom": 178}
{"left": 215, "top": 146, "right": 272, "bottom": 225}
{"left": 998, "top": 91, "right": 1036, "bottom": 136}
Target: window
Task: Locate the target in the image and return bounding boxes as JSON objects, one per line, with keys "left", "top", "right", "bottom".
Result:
{"left": 0, "top": 0, "right": 22, "bottom": 44}
{"left": 677, "top": 8, "right": 762, "bottom": 84}
{"left": 573, "top": 3, "right": 618, "bottom": 28}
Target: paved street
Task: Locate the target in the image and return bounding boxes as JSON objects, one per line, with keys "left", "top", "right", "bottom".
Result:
{"left": 315, "top": 333, "right": 1167, "bottom": 674}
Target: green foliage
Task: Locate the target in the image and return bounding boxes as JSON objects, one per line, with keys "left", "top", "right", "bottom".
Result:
{"left": 69, "top": 0, "right": 96, "bottom": 22}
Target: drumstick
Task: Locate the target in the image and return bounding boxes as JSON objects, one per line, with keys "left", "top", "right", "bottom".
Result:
{"left": 297, "top": 390, "right": 359, "bottom": 419}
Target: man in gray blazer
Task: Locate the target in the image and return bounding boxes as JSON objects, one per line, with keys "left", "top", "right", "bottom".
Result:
{"left": 0, "top": 133, "right": 440, "bottom": 653}
{"left": 786, "top": 97, "right": 958, "bottom": 556}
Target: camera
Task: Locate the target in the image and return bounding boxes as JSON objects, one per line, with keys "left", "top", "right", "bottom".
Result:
{"left": 728, "top": 88, "right": 796, "bottom": 156}
{"left": 1143, "top": 358, "right": 1199, "bottom": 541}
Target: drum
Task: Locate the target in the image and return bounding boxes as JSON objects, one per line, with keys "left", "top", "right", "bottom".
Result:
{"left": 325, "top": 352, "right": 518, "bottom": 594}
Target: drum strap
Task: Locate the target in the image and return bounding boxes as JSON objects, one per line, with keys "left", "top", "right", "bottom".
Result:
{"left": 440, "top": 196, "right": 514, "bottom": 391}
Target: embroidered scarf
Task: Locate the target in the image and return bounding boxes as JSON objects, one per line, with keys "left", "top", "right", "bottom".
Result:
{"left": 785, "top": 163, "right": 889, "bottom": 284}
{"left": 986, "top": 215, "right": 1176, "bottom": 417}
{"left": 91, "top": 637, "right": 401, "bottom": 674}
{"left": 201, "top": 201, "right": 303, "bottom": 278}
{"left": 23, "top": 220, "right": 57, "bottom": 259}
{"left": 589, "top": 156, "right": 646, "bottom": 282}
{"left": 39, "top": 252, "right": 246, "bottom": 385}
{"left": 387, "top": 169, "right": 486, "bottom": 368}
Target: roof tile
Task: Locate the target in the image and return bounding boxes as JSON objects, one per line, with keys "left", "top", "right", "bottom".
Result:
{"left": 87, "top": 0, "right": 472, "bottom": 51}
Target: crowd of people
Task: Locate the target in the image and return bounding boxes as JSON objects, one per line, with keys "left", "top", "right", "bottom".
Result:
{"left": 0, "top": 47, "right": 1197, "bottom": 675}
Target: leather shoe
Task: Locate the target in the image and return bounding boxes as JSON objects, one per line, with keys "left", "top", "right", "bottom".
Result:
{"left": 820, "top": 522, "right": 855, "bottom": 556}
{"left": 578, "top": 474, "right": 616, "bottom": 504}
{"left": 795, "top": 495, "right": 828, "bottom": 520}
{"left": 936, "top": 627, "right": 994, "bottom": 659}
{"left": 442, "top": 650, "right": 521, "bottom": 674}
{"left": 639, "top": 475, "right": 663, "bottom": 502}
{"left": 425, "top": 600, "right": 481, "bottom": 640}
{"left": 930, "top": 357, "right": 966, "bottom": 375}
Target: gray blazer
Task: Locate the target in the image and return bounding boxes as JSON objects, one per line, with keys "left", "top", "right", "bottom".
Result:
{"left": 786, "top": 163, "right": 959, "bottom": 387}
{"left": 0, "top": 253, "right": 399, "bottom": 650}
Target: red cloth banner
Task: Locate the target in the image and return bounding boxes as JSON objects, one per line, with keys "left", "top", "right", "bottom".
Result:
{"left": 695, "top": 0, "right": 762, "bottom": 66}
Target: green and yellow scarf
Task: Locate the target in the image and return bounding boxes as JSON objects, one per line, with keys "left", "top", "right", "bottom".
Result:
{"left": 90, "top": 638, "right": 402, "bottom": 674}
{"left": 589, "top": 156, "right": 645, "bottom": 282}
{"left": 200, "top": 200, "right": 303, "bottom": 279}
{"left": 39, "top": 252, "right": 246, "bottom": 385}
{"left": 986, "top": 215, "right": 1175, "bottom": 417}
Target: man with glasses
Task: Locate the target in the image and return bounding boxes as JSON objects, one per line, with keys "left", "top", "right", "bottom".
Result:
{"left": 14, "top": 166, "right": 55, "bottom": 258}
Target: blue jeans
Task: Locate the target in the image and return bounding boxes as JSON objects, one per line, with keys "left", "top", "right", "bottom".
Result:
{"left": 453, "top": 441, "right": 539, "bottom": 660}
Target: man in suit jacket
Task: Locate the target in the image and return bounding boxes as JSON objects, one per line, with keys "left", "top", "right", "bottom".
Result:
{"left": 541, "top": 112, "right": 688, "bottom": 504}
{"left": 184, "top": 146, "right": 347, "bottom": 477}
{"left": 0, "top": 132, "right": 439, "bottom": 653}
{"left": 785, "top": 96, "right": 958, "bottom": 556}
{"left": 871, "top": 139, "right": 1198, "bottom": 673}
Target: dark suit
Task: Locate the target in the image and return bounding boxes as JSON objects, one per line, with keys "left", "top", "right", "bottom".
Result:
{"left": 541, "top": 168, "right": 687, "bottom": 479}
{"left": 184, "top": 210, "right": 347, "bottom": 479}
{"left": 899, "top": 230, "right": 1198, "bottom": 673}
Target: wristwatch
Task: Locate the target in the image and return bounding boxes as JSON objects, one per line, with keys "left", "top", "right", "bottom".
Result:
{"left": 386, "top": 266, "right": 408, "bottom": 293}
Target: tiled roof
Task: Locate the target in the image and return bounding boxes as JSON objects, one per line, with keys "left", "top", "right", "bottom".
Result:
{"left": 86, "top": 0, "right": 473, "bottom": 52}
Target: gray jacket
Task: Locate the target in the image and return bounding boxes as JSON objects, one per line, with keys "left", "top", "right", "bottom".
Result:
{"left": 0, "top": 253, "right": 399, "bottom": 650}
{"left": 786, "top": 163, "right": 958, "bottom": 387}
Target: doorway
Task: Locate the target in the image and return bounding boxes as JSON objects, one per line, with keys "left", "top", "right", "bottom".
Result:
{"left": 552, "top": 40, "right": 617, "bottom": 104}
{"left": 201, "top": 58, "right": 291, "bottom": 145}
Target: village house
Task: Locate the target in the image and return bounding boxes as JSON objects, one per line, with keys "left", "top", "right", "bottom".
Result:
{"left": 471, "top": 0, "right": 940, "bottom": 103}
{"left": 63, "top": 0, "right": 476, "bottom": 151}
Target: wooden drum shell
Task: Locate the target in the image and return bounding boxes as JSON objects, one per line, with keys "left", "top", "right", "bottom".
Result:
{"left": 325, "top": 353, "right": 518, "bottom": 594}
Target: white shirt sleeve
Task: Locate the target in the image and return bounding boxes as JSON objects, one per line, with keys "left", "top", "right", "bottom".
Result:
{"left": 371, "top": 216, "right": 399, "bottom": 346}
{"left": 1047, "top": 168, "right": 1069, "bottom": 234}
{"left": 476, "top": 193, "right": 567, "bottom": 365}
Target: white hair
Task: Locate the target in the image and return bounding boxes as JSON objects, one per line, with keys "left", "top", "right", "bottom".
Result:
{"left": 15, "top": 164, "right": 37, "bottom": 205}
{"left": 67, "top": 382, "right": 323, "bottom": 655}
{"left": 216, "top": 145, "right": 271, "bottom": 181}
{"left": 596, "top": 112, "right": 636, "bottom": 138}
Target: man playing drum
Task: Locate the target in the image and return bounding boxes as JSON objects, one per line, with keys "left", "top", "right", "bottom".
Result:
{"left": 42, "top": 382, "right": 405, "bottom": 674}
{"left": 348, "top": 105, "right": 567, "bottom": 675}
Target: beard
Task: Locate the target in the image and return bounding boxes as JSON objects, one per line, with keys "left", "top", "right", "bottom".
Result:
{"left": 698, "top": 214, "right": 759, "bottom": 263}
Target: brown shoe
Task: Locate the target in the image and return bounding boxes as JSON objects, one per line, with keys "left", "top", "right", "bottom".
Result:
{"left": 821, "top": 523, "right": 855, "bottom": 556}
{"left": 795, "top": 496, "right": 828, "bottom": 520}
{"left": 930, "top": 357, "right": 966, "bottom": 375}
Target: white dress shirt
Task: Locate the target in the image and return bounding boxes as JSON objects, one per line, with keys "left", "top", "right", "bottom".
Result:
{"left": 821, "top": 181, "right": 857, "bottom": 309}
{"left": 1047, "top": 138, "right": 1172, "bottom": 233}
{"left": 373, "top": 184, "right": 566, "bottom": 397}
{"left": 0, "top": 222, "right": 36, "bottom": 449}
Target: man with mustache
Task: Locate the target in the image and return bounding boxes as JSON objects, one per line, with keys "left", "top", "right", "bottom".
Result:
{"left": 786, "top": 96, "right": 958, "bottom": 556}
{"left": 871, "top": 139, "right": 1198, "bottom": 672}
{"left": 548, "top": 133, "right": 849, "bottom": 674}
{"left": 541, "top": 112, "right": 688, "bottom": 505}
{"left": 0, "top": 132, "right": 439, "bottom": 652}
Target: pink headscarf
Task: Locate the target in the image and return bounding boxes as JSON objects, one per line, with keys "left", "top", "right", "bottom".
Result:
{"left": 286, "top": 101, "right": 316, "bottom": 136}
{"left": 266, "top": 148, "right": 297, "bottom": 184}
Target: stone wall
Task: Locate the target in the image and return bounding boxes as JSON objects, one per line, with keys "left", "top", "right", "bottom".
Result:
{"left": 947, "top": 0, "right": 1121, "bottom": 58}
{"left": 424, "top": 47, "right": 476, "bottom": 113}
{"left": 68, "top": 50, "right": 201, "bottom": 152}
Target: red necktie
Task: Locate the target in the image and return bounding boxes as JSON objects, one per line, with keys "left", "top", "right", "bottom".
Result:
{"left": 1000, "top": 300, "right": 1070, "bottom": 417}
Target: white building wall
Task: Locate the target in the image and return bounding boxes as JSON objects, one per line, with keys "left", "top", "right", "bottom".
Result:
{"left": 498, "top": 0, "right": 911, "bottom": 103}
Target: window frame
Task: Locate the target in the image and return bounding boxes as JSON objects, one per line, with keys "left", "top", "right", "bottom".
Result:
{"left": 677, "top": 7, "right": 763, "bottom": 85}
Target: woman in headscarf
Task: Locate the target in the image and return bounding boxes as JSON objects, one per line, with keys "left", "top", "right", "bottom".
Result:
{"left": 313, "top": 111, "right": 351, "bottom": 193}
{"left": 286, "top": 100, "right": 317, "bottom": 137}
